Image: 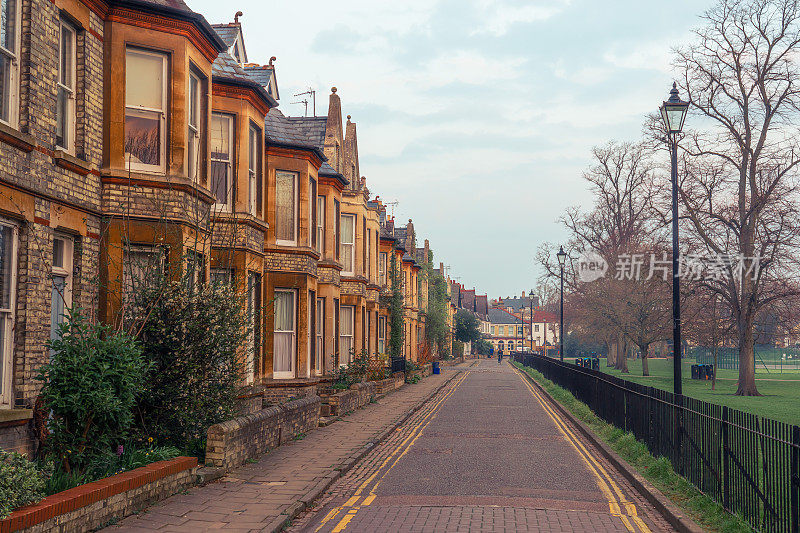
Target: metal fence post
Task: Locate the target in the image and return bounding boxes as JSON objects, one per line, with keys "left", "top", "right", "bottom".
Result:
{"left": 722, "top": 406, "right": 730, "bottom": 511}
{"left": 792, "top": 424, "right": 799, "bottom": 533}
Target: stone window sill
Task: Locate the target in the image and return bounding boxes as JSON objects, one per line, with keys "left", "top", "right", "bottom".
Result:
{"left": 54, "top": 149, "right": 92, "bottom": 176}
{"left": 0, "top": 408, "right": 33, "bottom": 424}
{"left": 0, "top": 122, "right": 36, "bottom": 152}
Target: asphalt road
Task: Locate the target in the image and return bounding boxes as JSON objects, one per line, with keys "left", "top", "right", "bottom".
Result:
{"left": 289, "top": 359, "right": 674, "bottom": 532}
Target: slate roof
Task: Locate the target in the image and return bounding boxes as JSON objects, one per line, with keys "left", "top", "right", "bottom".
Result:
{"left": 263, "top": 110, "right": 326, "bottom": 158}
{"left": 243, "top": 64, "right": 279, "bottom": 101}
{"left": 498, "top": 295, "right": 540, "bottom": 311}
{"left": 211, "top": 50, "right": 277, "bottom": 108}
{"left": 114, "top": 0, "right": 226, "bottom": 52}
{"left": 212, "top": 51, "right": 251, "bottom": 83}
{"left": 318, "top": 161, "right": 349, "bottom": 187}
{"left": 489, "top": 308, "right": 522, "bottom": 324}
{"left": 211, "top": 24, "right": 239, "bottom": 47}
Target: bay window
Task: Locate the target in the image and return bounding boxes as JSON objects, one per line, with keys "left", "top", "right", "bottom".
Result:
{"left": 56, "top": 20, "right": 76, "bottom": 152}
{"left": 378, "top": 316, "right": 386, "bottom": 354}
{"left": 334, "top": 199, "right": 340, "bottom": 260}
{"left": 210, "top": 113, "right": 233, "bottom": 209}
{"left": 210, "top": 267, "right": 233, "bottom": 287}
{"left": 125, "top": 48, "right": 167, "bottom": 172}
{"left": 248, "top": 124, "right": 261, "bottom": 215}
{"left": 187, "top": 71, "right": 201, "bottom": 182}
{"left": 340, "top": 214, "right": 355, "bottom": 275}
{"left": 316, "top": 195, "right": 325, "bottom": 255}
{"left": 0, "top": 223, "right": 17, "bottom": 406}
{"left": 246, "top": 272, "right": 261, "bottom": 384}
{"left": 276, "top": 170, "right": 298, "bottom": 244}
{"left": 339, "top": 305, "right": 354, "bottom": 365}
{"left": 379, "top": 252, "right": 387, "bottom": 286}
{"left": 50, "top": 235, "right": 73, "bottom": 350}
{"left": 273, "top": 289, "right": 295, "bottom": 378}
{"left": 309, "top": 177, "right": 316, "bottom": 249}
{"left": 0, "top": 0, "right": 20, "bottom": 126}
{"left": 123, "top": 244, "right": 165, "bottom": 299}
{"left": 316, "top": 297, "right": 324, "bottom": 374}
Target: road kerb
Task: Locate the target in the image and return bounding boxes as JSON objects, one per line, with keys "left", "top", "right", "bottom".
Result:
{"left": 515, "top": 366, "right": 704, "bottom": 533}
{"left": 267, "top": 366, "right": 466, "bottom": 533}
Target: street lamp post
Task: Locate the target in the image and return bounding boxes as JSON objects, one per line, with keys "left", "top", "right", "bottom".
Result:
{"left": 660, "top": 82, "right": 689, "bottom": 397}
{"left": 556, "top": 246, "right": 567, "bottom": 362}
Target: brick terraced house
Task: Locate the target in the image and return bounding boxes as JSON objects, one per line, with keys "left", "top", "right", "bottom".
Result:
{"left": 0, "top": 3, "right": 468, "bottom": 455}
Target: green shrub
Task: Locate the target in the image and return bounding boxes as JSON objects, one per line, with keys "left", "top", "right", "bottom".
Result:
{"left": 129, "top": 281, "right": 248, "bottom": 458}
{"left": 0, "top": 450, "right": 46, "bottom": 518}
{"left": 36, "top": 311, "right": 147, "bottom": 474}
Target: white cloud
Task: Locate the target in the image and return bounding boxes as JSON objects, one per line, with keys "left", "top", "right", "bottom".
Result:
{"left": 471, "top": 0, "right": 571, "bottom": 36}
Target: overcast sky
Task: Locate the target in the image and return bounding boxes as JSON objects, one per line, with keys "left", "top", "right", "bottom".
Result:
{"left": 189, "top": 0, "right": 715, "bottom": 300}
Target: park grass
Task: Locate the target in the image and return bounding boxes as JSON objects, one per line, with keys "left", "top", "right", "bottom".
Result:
{"left": 597, "top": 358, "right": 800, "bottom": 425}
{"left": 513, "top": 361, "right": 752, "bottom": 533}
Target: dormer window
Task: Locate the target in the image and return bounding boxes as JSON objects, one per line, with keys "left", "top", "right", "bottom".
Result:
{"left": 232, "top": 39, "right": 243, "bottom": 65}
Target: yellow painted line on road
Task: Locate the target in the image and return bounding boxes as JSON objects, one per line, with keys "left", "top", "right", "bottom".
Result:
{"left": 315, "top": 371, "right": 470, "bottom": 532}
{"left": 513, "top": 366, "right": 652, "bottom": 533}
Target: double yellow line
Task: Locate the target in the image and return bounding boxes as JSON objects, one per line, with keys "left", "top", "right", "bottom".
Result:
{"left": 315, "top": 371, "right": 471, "bottom": 533}
{"left": 512, "top": 366, "right": 652, "bottom": 533}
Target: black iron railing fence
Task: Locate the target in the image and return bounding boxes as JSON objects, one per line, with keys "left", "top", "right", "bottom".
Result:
{"left": 513, "top": 353, "right": 800, "bottom": 533}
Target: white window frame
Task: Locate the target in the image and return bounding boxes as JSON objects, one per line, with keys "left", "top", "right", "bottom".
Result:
{"left": 340, "top": 214, "right": 355, "bottom": 276}
{"left": 378, "top": 316, "right": 386, "bottom": 354}
{"left": 316, "top": 195, "right": 325, "bottom": 256}
{"left": 365, "top": 229, "right": 370, "bottom": 281}
{"left": 308, "top": 177, "right": 316, "bottom": 249}
{"left": 56, "top": 19, "right": 77, "bottom": 153}
{"left": 0, "top": 222, "right": 17, "bottom": 407}
{"left": 125, "top": 48, "right": 167, "bottom": 174}
{"left": 211, "top": 113, "right": 234, "bottom": 211}
{"left": 50, "top": 234, "right": 74, "bottom": 350}
{"left": 0, "top": 0, "right": 21, "bottom": 128}
{"left": 122, "top": 244, "right": 166, "bottom": 301}
{"left": 378, "top": 252, "right": 387, "bottom": 286}
{"left": 248, "top": 124, "right": 260, "bottom": 215}
{"left": 210, "top": 267, "right": 233, "bottom": 287}
{"left": 315, "top": 297, "right": 324, "bottom": 375}
{"left": 273, "top": 289, "right": 296, "bottom": 379}
{"left": 246, "top": 272, "right": 260, "bottom": 385}
{"left": 339, "top": 305, "right": 354, "bottom": 365}
{"left": 275, "top": 170, "right": 298, "bottom": 245}
{"left": 187, "top": 70, "right": 201, "bottom": 182}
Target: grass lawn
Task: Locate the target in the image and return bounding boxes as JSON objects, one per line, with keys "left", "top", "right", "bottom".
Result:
{"left": 597, "top": 357, "right": 800, "bottom": 425}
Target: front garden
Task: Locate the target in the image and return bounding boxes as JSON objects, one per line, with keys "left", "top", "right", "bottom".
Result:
{"left": 1, "top": 276, "right": 250, "bottom": 521}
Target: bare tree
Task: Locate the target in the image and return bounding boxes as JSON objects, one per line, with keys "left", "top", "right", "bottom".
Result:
{"left": 674, "top": 0, "right": 800, "bottom": 395}
{"left": 541, "top": 141, "right": 664, "bottom": 373}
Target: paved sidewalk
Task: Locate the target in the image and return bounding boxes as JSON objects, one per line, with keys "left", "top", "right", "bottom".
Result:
{"left": 108, "top": 364, "right": 468, "bottom": 533}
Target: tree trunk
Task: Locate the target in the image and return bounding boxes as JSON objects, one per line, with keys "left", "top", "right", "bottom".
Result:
{"left": 736, "top": 311, "right": 761, "bottom": 396}
{"left": 712, "top": 344, "right": 717, "bottom": 391}
{"left": 615, "top": 336, "right": 629, "bottom": 373}
{"left": 641, "top": 344, "right": 649, "bottom": 376}
{"left": 606, "top": 339, "right": 616, "bottom": 367}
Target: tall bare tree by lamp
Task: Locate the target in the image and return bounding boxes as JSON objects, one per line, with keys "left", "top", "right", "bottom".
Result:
{"left": 556, "top": 246, "right": 567, "bottom": 362}
{"left": 660, "top": 82, "right": 689, "bottom": 397}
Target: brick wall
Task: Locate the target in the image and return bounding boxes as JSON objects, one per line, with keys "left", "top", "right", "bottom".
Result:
{"left": 320, "top": 381, "right": 376, "bottom": 417}
{"left": 205, "top": 395, "right": 320, "bottom": 470}
{"left": 3, "top": 458, "right": 197, "bottom": 533}
{"left": 0, "top": 419, "right": 34, "bottom": 456}
{"left": 261, "top": 383, "right": 318, "bottom": 405}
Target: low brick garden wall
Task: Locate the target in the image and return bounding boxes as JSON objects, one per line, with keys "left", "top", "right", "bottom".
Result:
{"left": 321, "top": 381, "right": 376, "bottom": 417}
{"left": 0, "top": 457, "right": 198, "bottom": 533}
{"left": 205, "top": 395, "right": 320, "bottom": 470}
